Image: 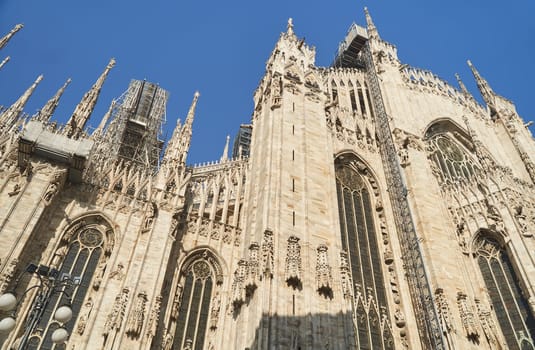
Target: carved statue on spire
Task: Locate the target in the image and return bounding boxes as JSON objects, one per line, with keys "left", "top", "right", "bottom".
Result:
{"left": 287, "top": 18, "right": 295, "bottom": 37}
{"left": 36, "top": 78, "right": 71, "bottom": 123}
{"left": 64, "top": 58, "right": 116, "bottom": 139}
{"left": 0, "top": 24, "right": 23, "bottom": 50}
{"left": 0, "top": 74, "right": 43, "bottom": 133}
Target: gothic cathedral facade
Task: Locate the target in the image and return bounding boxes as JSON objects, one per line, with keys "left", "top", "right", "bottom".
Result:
{"left": 0, "top": 8, "right": 534, "bottom": 350}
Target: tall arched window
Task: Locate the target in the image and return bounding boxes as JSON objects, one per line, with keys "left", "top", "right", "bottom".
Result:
{"left": 335, "top": 157, "right": 394, "bottom": 349}
{"left": 474, "top": 235, "right": 535, "bottom": 349}
{"left": 27, "top": 215, "right": 113, "bottom": 350}
{"left": 167, "top": 250, "right": 223, "bottom": 350}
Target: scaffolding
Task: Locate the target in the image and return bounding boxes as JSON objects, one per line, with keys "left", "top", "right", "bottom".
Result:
{"left": 332, "top": 23, "right": 368, "bottom": 68}
{"left": 99, "top": 80, "right": 168, "bottom": 172}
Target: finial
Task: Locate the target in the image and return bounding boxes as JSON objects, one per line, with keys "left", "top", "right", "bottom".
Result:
{"left": 0, "top": 24, "right": 23, "bottom": 50}
{"left": 92, "top": 100, "right": 115, "bottom": 138}
{"left": 36, "top": 77, "right": 71, "bottom": 122}
{"left": 364, "top": 7, "right": 379, "bottom": 39}
{"left": 0, "top": 56, "right": 10, "bottom": 70}
{"left": 454, "top": 73, "right": 470, "bottom": 96}
{"left": 287, "top": 18, "right": 295, "bottom": 37}
{"left": 466, "top": 59, "right": 496, "bottom": 111}
{"left": 221, "top": 135, "right": 230, "bottom": 162}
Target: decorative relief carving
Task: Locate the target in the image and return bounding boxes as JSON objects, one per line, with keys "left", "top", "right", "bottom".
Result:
{"left": 475, "top": 298, "right": 501, "bottom": 348}
{"left": 126, "top": 291, "right": 147, "bottom": 338}
{"left": 0, "top": 258, "right": 18, "bottom": 294}
{"left": 145, "top": 295, "right": 161, "bottom": 340}
{"left": 209, "top": 292, "right": 221, "bottom": 330}
{"left": 76, "top": 297, "right": 93, "bottom": 335}
{"left": 109, "top": 262, "right": 125, "bottom": 280}
{"left": 434, "top": 288, "right": 453, "bottom": 333}
{"left": 103, "top": 287, "right": 130, "bottom": 338}
{"left": 170, "top": 284, "right": 183, "bottom": 320}
{"left": 315, "top": 244, "right": 332, "bottom": 298}
{"left": 245, "top": 243, "right": 259, "bottom": 296}
{"left": 285, "top": 236, "right": 302, "bottom": 289}
{"left": 261, "top": 229, "right": 274, "bottom": 279}
{"left": 456, "top": 291, "right": 478, "bottom": 341}
{"left": 231, "top": 259, "right": 247, "bottom": 309}
{"left": 339, "top": 251, "right": 352, "bottom": 300}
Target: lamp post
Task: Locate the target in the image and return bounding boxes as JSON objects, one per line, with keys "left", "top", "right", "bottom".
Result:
{"left": 0, "top": 263, "right": 80, "bottom": 349}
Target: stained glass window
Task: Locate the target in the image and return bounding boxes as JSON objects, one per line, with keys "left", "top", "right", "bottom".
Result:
{"left": 475, "top": 236, "right": 535, "bottom": 350}
{"left": 335, "top": 158, "right": 394, "bottom": 349}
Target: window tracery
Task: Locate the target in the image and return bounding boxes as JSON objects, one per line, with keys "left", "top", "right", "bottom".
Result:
{"left": 27, "top": 216, "right": 113, "bottom": 350}
{"left": 474, "top": 235, "right": 535, "bottom": 349}
{"left": 169, "top": 251, "right": 222, "bottom": 350}
{"left": 335, "top": 157, "right": 394, "bottom": 349}
{"left": 427, "top": 134, "right": 480, "bottom": 183}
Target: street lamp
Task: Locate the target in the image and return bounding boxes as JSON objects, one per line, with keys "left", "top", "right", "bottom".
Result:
{"left": 0, "top": 263, "right": 80, "bottom": 348}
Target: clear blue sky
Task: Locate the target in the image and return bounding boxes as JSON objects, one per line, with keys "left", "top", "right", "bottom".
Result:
{"left": 1, "top": 1, "right": 534, "bottom": 165}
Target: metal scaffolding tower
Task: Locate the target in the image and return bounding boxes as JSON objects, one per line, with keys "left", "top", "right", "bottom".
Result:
{"left": 100, "top": 80, "right": 168, "bottom": 172}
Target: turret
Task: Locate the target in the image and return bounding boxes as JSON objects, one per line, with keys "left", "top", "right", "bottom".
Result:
{"left": 0, "top": 74, "right": 43, "bottom": 133}
{"left": 91, "top": 100, "right": 115, "bottom": 139}
{"left": 63, "top": 58, "right": 115, "bottom": 139}
{"left": 467, "top": 60, "right": 496, "bottom": 114}
{"left": 35, "top": 78, "right": 71, "bottom": 122}
{"left": 0, "top": 24, "right": 23, "bottom": 50}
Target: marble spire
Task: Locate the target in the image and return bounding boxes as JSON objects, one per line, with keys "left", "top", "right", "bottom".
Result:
{"left": 0, "top": 56, "right": 10, "bottom": 71}
{"left": 467, "top": 60, "right": 496, "bottom": 110}
{"left": 36, "top": 78, "right": 71, "bottom": 122}
{"left": 64, "top": 58, "right": 115, "bottom": 139}
{"left": 0, "top": 74, "right": 43, "bottom": 132}
{"left": 220, "top": 135, "right": 230, "bottom": 162}
{"left": 0, "top": 24, "right": 23, "bottom": 50}
{"left": 364, "top": 7, "right": 379, "bottom": 39}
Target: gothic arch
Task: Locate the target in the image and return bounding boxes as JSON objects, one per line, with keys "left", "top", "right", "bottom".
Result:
{"left": 334, "top": 152, "right": 397, "bottom": 349}
{"left": 164, "top": 247, "right": 226, "bottom": 350}
{"left": 423, "top": 117, "right": 470, "bottom": 141}
{"left": 471, "top": 229, "right": 535, "bottom": 349}
{"left": 29, "top": 213, "right": 116, "bottom": 349}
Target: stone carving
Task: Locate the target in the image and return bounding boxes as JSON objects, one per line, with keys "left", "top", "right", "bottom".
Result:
{"left": 475, "top": 298, "right": 501, "bottom": 348}
{"left": 339, "top": 251, "right": 352, "bottom": 299}
{"left": 231, "top": 259, "right": 247, "bottom": 308}
{"left": 0, "top": 258, "right": 18, "bottom": 294}
{"left": 285, "top": 236, "right": 302, "bottom": 289}
{"left": 126, "top": 291, "right": 147, "bottom": 338}
{"left": 109, "top": 262, "right": 125, "bottom": 280}
{"left": 261, "top": 229, "right": 274, "bottom": 279}
{"left": 271, "top": 75, "right": 282, "bottom": 109}
{"left": 50, "top": 244, "right": 68, "bottom": 269}
{"left": 76, "top": 297, "right": 94, "bottom": 335}
{"left": 485, "top": 199, "right": 505, "bottom": 234}
{"left": 434, "top": 288, "right": 453, "bottom": 333}
{"left": 145, "top": 295, "right": 161, "bottom": 340}
{"left": 92, "top": 260, "right": 107, "bottom": 290}
{"left": 246, "top": 243, "right": 260, "bottom": 295}
{"left": 209, "top": 292, "right": 221, "bottom": 330}
{"left": 8, "top": 182, "right": 21, "bottom": 197}
{"left": 103, "top": 287, "right": 130, "bottom": 338}
{"left": 43, "top": 182, "right": 59, "bottom": 203}
{"left": 514, "top": 205, "right": 532, "bottom": 237}
{"left": 388, "top": 265, "right": 400, "bottom": 304}
{"left": 142, "top": 202, "right": 157, "bottom": 232}
{"left": 455, "top": 218, "right": 469, "bottom": 252}
{"left": 170, "top": 284, "right": 183, "bottom": 320}
{"left": 161, "top": 329, "right": 173, "bottom": 350}
{"left": 394, "top": 308, "right": 406, "bottom": 328}
{"left": 315, "top": 244, "right": 332, "bottom": 298}
{"left": 456, "top": 291, "right": 478, "bottom": 341}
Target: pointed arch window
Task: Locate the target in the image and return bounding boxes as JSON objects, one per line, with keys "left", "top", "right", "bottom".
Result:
{"left": 474, "top": 236, "right": 535, "bottom": 349}
{"left": 335, "top": 158, "right": 394, "bottom": 349}
{"left": 26, "top": 218, "right": 113, "bottom": 350}
{"left": 427, "top": 133, "right": 480, "bottom": 183}
{"left": 168, "top": 252, "right": 222, "bottom": 350}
